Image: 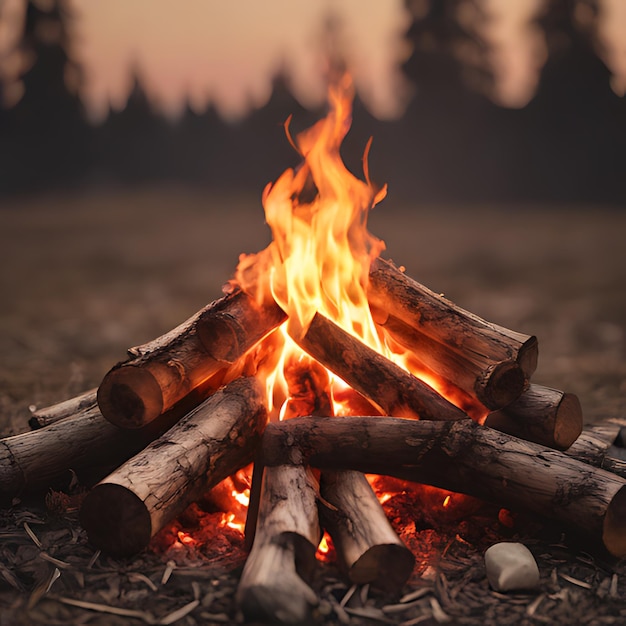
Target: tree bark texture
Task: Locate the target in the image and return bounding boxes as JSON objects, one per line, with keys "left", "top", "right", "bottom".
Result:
{"left": 294, "top": 312, "right": 468, "bottom": 422}
{"left": 368, "top": 257, "right": 538, "bottom": 380}
{"left": 97, "top": 290, "right": 285, "bottom": 429}
{"left": 567, "top": 422, "right": 626, "bottom": 478}
{"left": 80, "top": 377, "right": 267, "bottom": 557}
{"left": 484, "top": 385, "right": 583, "bottom": 450}
{"left": 261, "top": 416, "right": 626, "bottom": 558}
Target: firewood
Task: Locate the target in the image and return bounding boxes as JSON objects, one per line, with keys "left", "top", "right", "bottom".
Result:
{"left": 484, "top": 385, "right": 583, "bottom": 450}
{"left": 261, "top": 416, "right": 626, "bottom": 558}
{"left": 97, "top": 290, "right": 285, "bottom": 429}
{"left": 80, "top": 377, "right": 267, "bottom": 557}
{"left": 28, "top": 388, "right": 98, "bottom": 430}
{"left": 0, "top": 382, "right": 214, "bottom": 504}
{"left": 378, "top": 315, "right": 524, "bottom": 411}
{"left": 294, "top": 312, "right": 468, "bottom": 422}
{"left": 368, "top": 258, "right": 537, "bottom": 402}
{"left": 319, "top": 470, "right": 415, "bottom": 590}
{"left": 279, "top": 356, "right": 414, "bottom": 589}
{"left": 567, "top": 422, "right": 626, "bottom": 478}
{"left": 236, "top": 464, "right": 321, "bottom": 625}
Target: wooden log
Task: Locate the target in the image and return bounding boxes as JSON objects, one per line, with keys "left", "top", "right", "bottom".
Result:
{"left": 319, "top": 470, "right": 415, "bottom": 590}
{"left": 484, "top": 385, "right": 583, "bottom": 450}
{"left": 261, "top": 416, "right": 626, "bottom": 558}
{"left": 236, "top": 464, "right": 321, "bottom": 625}
{"left": 97, "top": 290, "right": 285, "bottom": 429}
{"left": 566, "top": 422, "right": 626, "bottom": 478}
{"left": 294, "top": 312, "right": 468, "bottom": 422}
{"left": 379, "top": 315, "right": 524, "bottom": 411}
{"left": 280, "top": 356, "right": 414, "bottom": 589}
{"left": 368, "top": 257, "right": 537, "bottom": 383}
{"left": 28, "top": 388, "right": 98, "bottom": 430}
{"left": 80, "top": 377, "right": 267, "bottom": 557}
{"left": 0, "top": 380, "right": 216, "bottom": 504}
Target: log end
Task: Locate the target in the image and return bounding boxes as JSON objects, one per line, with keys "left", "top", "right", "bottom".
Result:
{"left": 349, "top": 543, "right": 415, "bottom": 590}
{"left": 98, "top": 366, "right": 163, "bottom": 429}
{"left": 603, "top": 485, "right": 626, "bottom": 558}
{"left": 553, "top": 393, "right": 583, "bottom": 451}
{"left": 518, "top": 335, "right": 539, "bottom": 379}
{"left": 80, "top": 483, "right": 152, "bottom": 557}
{"left": 476, "top": 361, "right": 525, "bottom": 411}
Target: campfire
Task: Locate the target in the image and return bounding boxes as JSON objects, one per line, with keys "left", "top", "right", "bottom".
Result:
{"left": 3, "top": 73, "right": 626, "bottom": 624}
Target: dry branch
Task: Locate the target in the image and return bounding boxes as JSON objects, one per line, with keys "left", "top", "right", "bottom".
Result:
{"left": 97, "top": 290, "right": 285, "bottom": 429}
{"left": 80, "top": 377, "right": 266, "bottom": 556}
{"left": 484, "top": 384, "right": 583, "bottom": 450}
{"left": 28, "top": 388, "right": 98, "bottom": 430}
{"left": 319, "top": 470, "right": 414, "bottom": 590}
{"left": 294, "top": 312, "right": 467, "bottom": 422}
{"left": 369, "top": 258, "right": 537, "bottom": 405}
{"left": 567, "top": 422, "right": 626, "bottom": 478}
{"left": 261, "top": 416, "right": 626, "bottom": 558}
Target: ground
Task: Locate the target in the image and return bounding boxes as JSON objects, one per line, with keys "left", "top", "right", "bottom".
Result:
{"left": 1, "top": 188, "right": 625, "bottom": 624}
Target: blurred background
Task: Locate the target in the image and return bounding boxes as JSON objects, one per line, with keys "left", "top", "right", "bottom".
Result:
{"left": 0, "top": 0, "right": 625, "bottom": 431}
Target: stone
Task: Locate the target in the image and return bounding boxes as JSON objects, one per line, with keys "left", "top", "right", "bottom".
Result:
{"left": 484, "top": 542, "right": 540, "bottom": 592}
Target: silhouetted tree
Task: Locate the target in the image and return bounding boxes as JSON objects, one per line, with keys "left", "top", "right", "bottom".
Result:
{"left": 2, "top": 0, "right": 90, "bottom": 192}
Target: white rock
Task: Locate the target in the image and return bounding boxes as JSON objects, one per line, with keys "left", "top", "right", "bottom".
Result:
{"left": 484, "top": 542, "right": 540, "bottom": 592}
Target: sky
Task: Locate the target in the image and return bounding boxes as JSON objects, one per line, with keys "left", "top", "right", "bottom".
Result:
{"left": 1, "top": 0, "right": 625, "bottom": 121}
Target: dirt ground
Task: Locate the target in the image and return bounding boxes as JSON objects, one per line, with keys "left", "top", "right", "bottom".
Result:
{"left": 1, "top": 187, "right": 626, "bottom": 624}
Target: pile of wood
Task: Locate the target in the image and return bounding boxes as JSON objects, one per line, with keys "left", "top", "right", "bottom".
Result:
{"left": 2, "top": 258, "right": 625, "bottom": 624}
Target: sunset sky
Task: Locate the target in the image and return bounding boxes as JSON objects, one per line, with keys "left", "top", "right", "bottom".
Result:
{"left": 1, "top": 0, "right": 624, "bottom": 121}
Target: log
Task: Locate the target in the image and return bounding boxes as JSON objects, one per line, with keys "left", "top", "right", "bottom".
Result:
{"left": 484, "top": 385, "right": 583, "bottom": 450}
{"left": 97, "top": 290, "right": 285, "bottom": 429}
{"left": 294, "top": 312, "right": 468, "bottom": 422}
{"left": 368, "top": 257, "right": 537, "bottom": 396}
{"left": 279, "top": 356, "right": 414, "bottom": 589}
{"left": 80, "top": 377, "right": 267, "bottom": 557}
{"left": 28, "top": 388, "right": 98, "bottom": 430}
{"left": 0, "top": 381, "right": 215, "bottom": 504}
{"left": 319, "top": 470, "right": 415, "bottom": 590}
{"left": 379, "top": 315, "right": 524, "bottom": 411}
{"left": 261, "top": 416, "right": 626, "bottom": 558}
{"left": 236, "top": 464, "right": 321, "bottom": 625}
{"left": 566, "top": 422, "right": 626, "bottom": 478}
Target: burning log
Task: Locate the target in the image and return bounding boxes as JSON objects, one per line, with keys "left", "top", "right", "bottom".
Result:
{"left": 80, "top": 377, "right": 266, "bottom": 557}
{"left": 0, "top": 382, "right": 214, "bottom": 504}
{"left": 319, "top": 470, "right": 415, "bottom": 590}
{"left": 97, "top": 290, "right": 285, "bottom": 429}
{"left": 484, "top": 384, "right": 583, "bottom": 450}
{"left": 261, "top": 416, "right": 626, "bottom": 558}
{"left": 368, "top": 258, "right": 537, "bottom": 409}
{"left": 236, "top": 464, "right": 321, "bottom": 624}
{"left": 28, "top": 388, "right": 98, "bottom": 430}
{"left": 295, "top": 312, "right": 468, "bottom": 422}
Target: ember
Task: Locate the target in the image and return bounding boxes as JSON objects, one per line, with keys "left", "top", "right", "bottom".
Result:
{"left": 2, "top": 72, "right": 624, "bottom": 626}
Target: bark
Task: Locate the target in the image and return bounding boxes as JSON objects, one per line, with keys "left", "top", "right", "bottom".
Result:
{"left": 484, "top": 385, "right": 583, "bottom": 450}
{"left": 80, "top": 377, "right": 267, "bottom": 557}
{"left": 368, "top": 257, "right": 538, "bottom": 381}
{"left": 236, "top": 465, "right": 321, "bottom": 625}
{"left": 97, "top": 290, "right": 285, "bottom": 429}
{"left": 319, "top": 470, "right": 414, "bottom": 590}
{"left": 28, "top": 388, "right": 98, "bottom": 430}
{"left": 294, "top": 312, "right": 468, "bottom": 422}
{"left": 261, "top": 416, "right": 626, "bottom": 558}
{"left": 567, "top": 422, "right": 626, "bottom": 478}
{"left": 0, "top": 382, "right": 214, "bottom": 504}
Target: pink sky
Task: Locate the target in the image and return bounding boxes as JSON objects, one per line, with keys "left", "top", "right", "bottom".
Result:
{"left": 1, "top": 0, "right": 624, "bottom": 120}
